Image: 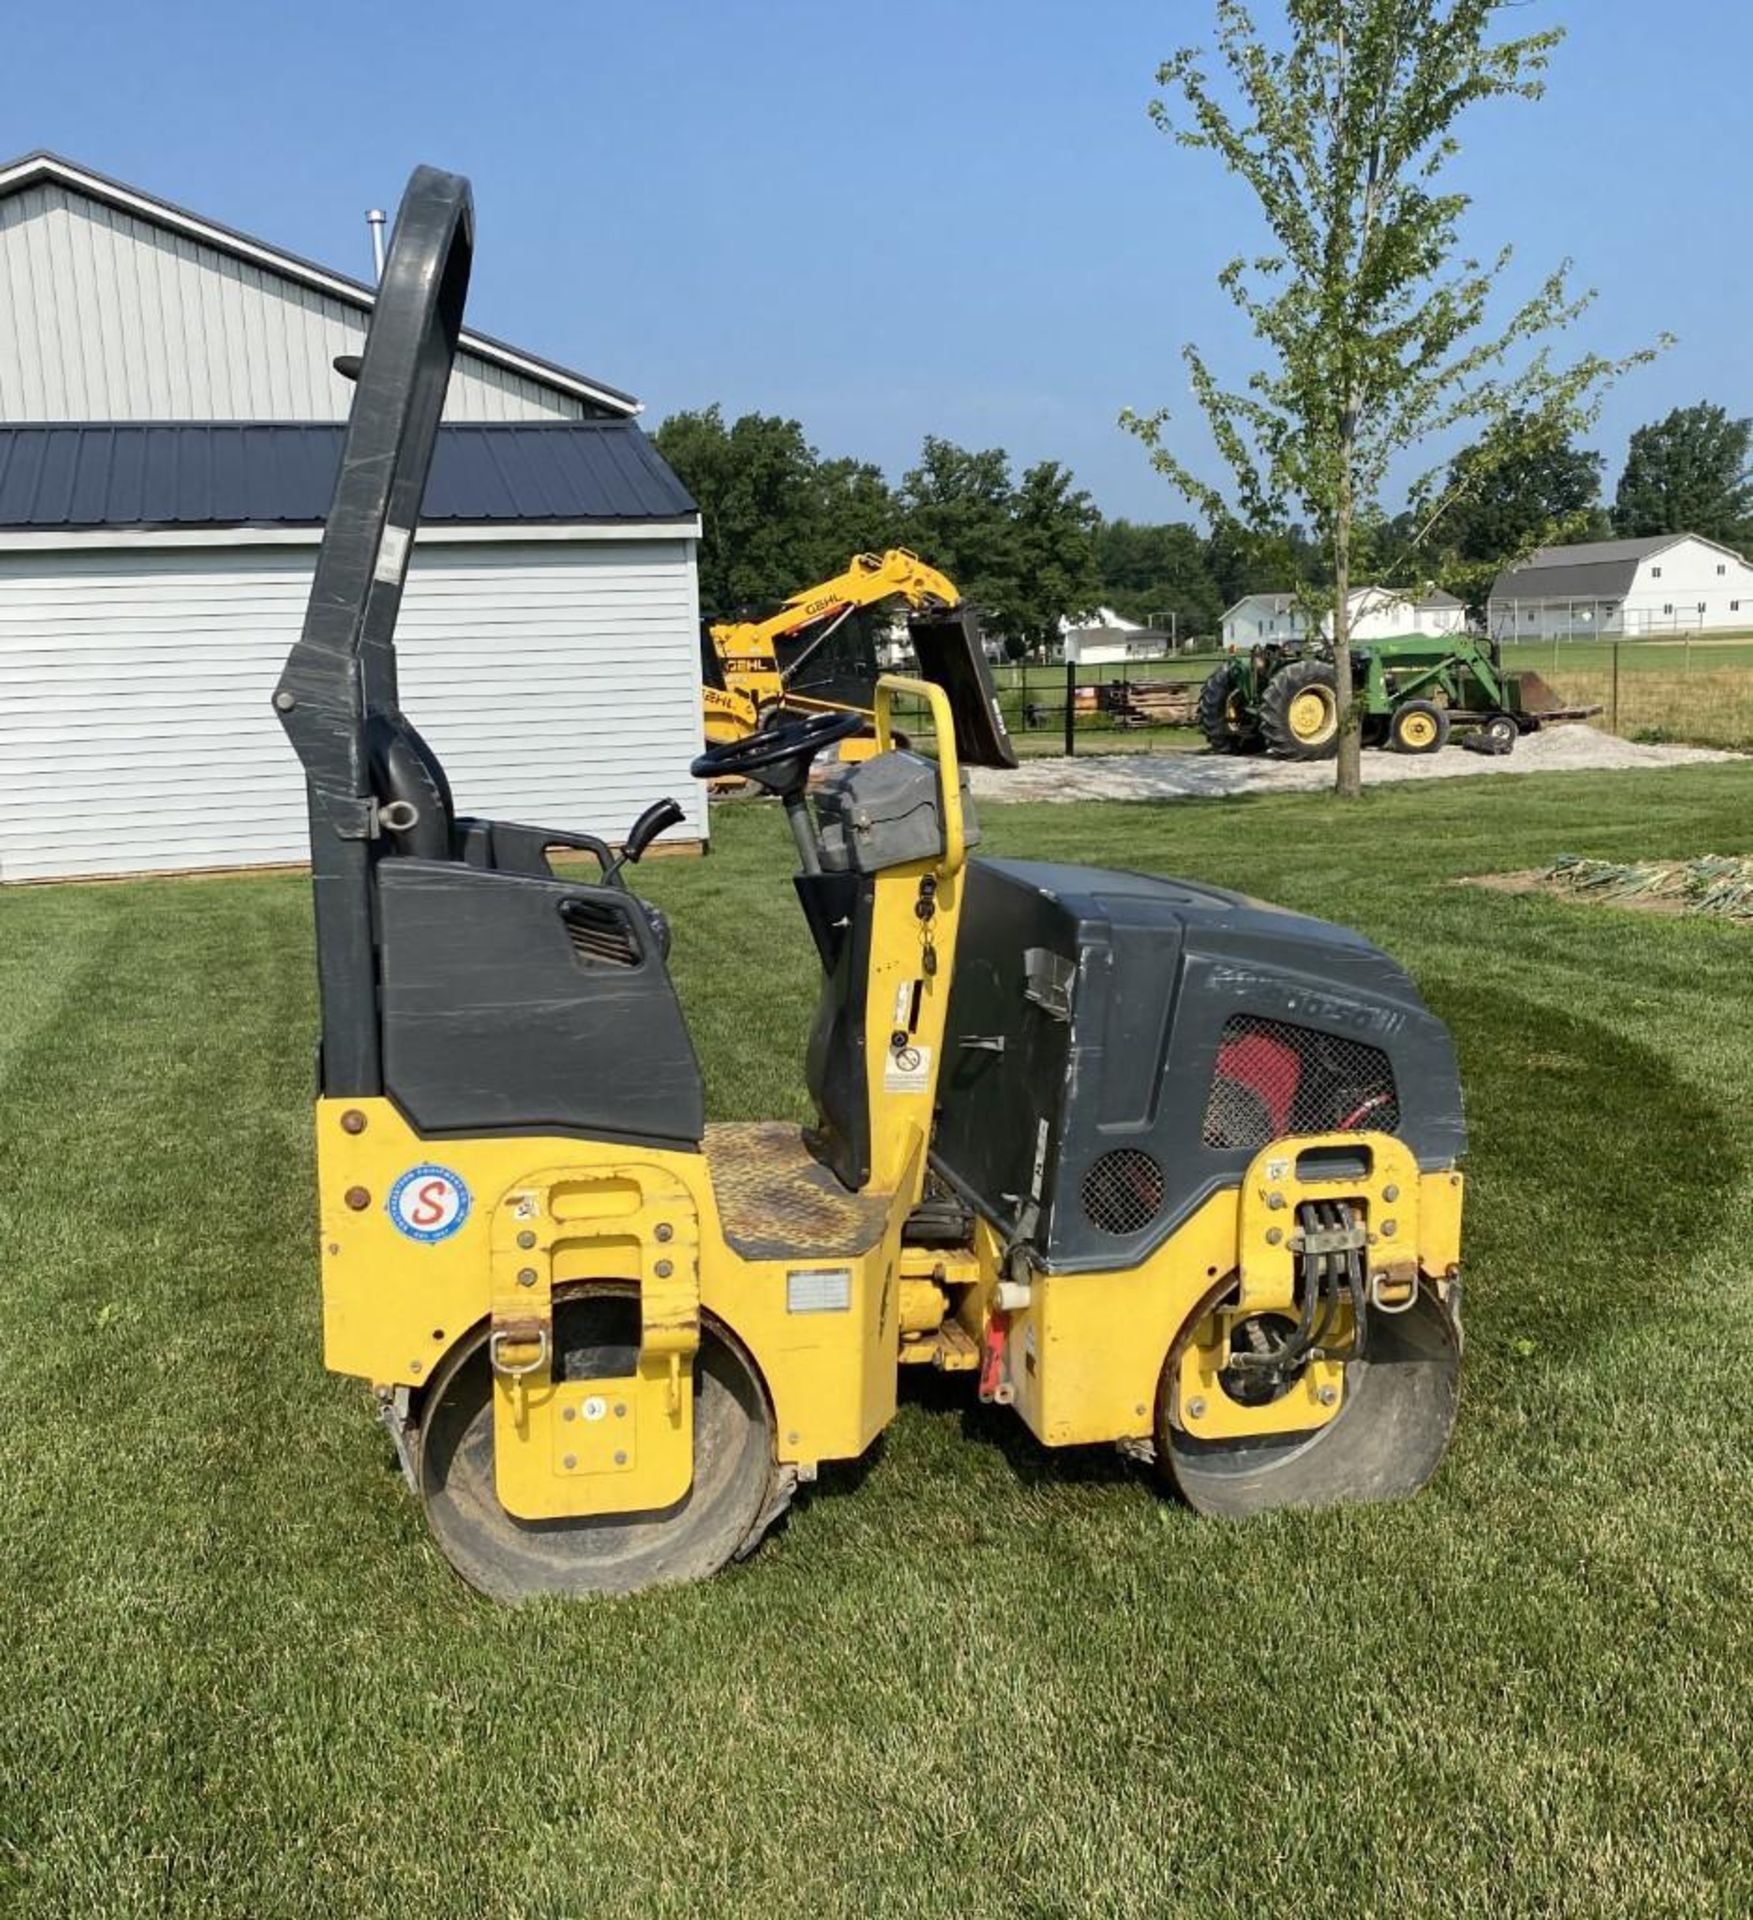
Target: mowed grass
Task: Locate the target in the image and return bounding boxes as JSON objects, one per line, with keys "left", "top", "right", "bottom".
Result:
{"left": 4, "top": 769, "right": 1753, "bottom": 1917}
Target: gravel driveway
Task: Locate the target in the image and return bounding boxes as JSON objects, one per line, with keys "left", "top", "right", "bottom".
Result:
{"left": 972, "top": 725, "right": 1734, "bottom": 804}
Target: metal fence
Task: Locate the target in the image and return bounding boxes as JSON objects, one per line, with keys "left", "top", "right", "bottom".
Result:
{"left": 1490, "top": 604, "right": 1753, "bottom": 642}
{"left": 886, "top": 639, "right": 1753, "bottom": 755}
{"left": 987, "top": 657, "right": 1218, "bottom": 756}
{"left": 1505, "top": 637, "right": 1753, "bottom": 749}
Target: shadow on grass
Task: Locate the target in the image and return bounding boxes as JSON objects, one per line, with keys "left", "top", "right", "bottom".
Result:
{"left": 898, "top": 1367, "right": 1138, "bottom": 1489}
{"left": 1425, "top": 975, "right": 1741, "bottom": 1355}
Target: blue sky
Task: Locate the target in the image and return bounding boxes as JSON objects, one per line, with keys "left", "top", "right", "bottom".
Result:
{"left": 8, "top": 0, "right": 1748, "bottom": 520}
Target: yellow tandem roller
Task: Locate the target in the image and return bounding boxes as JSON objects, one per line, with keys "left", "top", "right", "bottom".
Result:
{"left": 272, "top": 167, "right": 1464, "bottom": 1601}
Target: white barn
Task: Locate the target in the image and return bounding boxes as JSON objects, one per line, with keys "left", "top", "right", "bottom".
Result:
{"left": 1487, "top": 535, "right": 1753, "bottom": 639}
{"left": 0, "top": 152, "right": 706, "bottom": 881}
{"left": 1222, "top": 585, "right": 1463, "bottom": 650}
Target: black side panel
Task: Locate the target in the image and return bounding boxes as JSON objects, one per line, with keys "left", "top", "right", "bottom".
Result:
{"left": 377, "top": 861, "right": 704, "bottom": 1145}
{"left": 932, "top": 862, "right": 1082, "bottom": 1243}
{"left": 908, "top": 607, "right": 1019, "bottom": 769}
{"left": 803, "top": 876, "right": 875, "bottom": 1189}
{"left": 933, "top": 857, "right": 1465, "bottom": 1273}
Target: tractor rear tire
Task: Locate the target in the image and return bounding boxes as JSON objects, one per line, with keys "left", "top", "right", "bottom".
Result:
{"left": 1197, "top": 661, "right": 1263, "bottom": 755}
{"left": 1389, "top": 699, "right": 1449, "bottom": 755}
{"left": 1259, "top": 658, "right": 1340, "bottom": 759}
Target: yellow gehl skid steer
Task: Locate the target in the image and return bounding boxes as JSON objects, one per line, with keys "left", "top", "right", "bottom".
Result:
{"left": 275, "top": 168, "right": 1466, "bottom": 1601}
{"left": 701, "top": 548, "right": 962, "bottom": 757}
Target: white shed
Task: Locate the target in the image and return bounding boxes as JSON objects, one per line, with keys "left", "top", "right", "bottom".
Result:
{"left": 1487, "top": 534, "right": 1753, "bottom": 639}
{"left": 0, "top": 154, "right": 707, "bottom": 882}
{"left": 0, "top": 424, "right": 705, "bottom": 881}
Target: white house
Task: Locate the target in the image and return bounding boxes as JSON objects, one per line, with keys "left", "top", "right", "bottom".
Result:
{"left": 1062, "top": 606, "right": 1170, "bottom": 666}
{"left": 1221, "top": 585, "right": 1464, "bottom": 650}
{"left": 0, "top": 151, "right": 706, "bottom": 881}
{"left": 1487, "top": 534, "right": 1753, "bottom": 640}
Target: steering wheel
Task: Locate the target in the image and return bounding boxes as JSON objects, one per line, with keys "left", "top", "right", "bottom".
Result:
{"left": 689, "top": 707, "right": 866, "bottom": 785}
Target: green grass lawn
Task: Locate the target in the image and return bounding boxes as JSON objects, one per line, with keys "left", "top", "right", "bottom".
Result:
{"left": 5, "top": 769, "right": 1753, "bottom": 1917}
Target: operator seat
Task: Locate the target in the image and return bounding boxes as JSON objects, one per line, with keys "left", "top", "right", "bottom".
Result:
{"left": 367, "top": 703, "right": 637, "bottom": 885}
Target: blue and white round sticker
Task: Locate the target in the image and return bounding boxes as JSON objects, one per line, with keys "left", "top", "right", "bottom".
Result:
{"left": 387, "top": 1164, "right": 471, "bottom": 1243}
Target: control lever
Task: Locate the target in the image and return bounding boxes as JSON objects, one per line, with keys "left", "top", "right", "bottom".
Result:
{"left": 600, "top": 797, "right": 685, "bottom": 884}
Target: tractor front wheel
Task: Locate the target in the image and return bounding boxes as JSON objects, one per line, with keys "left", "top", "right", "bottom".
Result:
{"left": 1389, "top": 699, "right": 1449, "bottom": 755}
{"left": 1479, "top": 712, "right": 1519, "bottom": 754}
{"left": 1259, "top": 659, "right": 1340, "bottom": 759}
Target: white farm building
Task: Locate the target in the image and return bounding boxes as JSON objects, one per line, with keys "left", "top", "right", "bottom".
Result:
{"left": 1061, "top": 607, "right": 1170, "bottom": 666}
{"left": 0, "top": 151, "right": 706, "bottom": 881}
{"left": 1487, "top": 535, "right": 1753, "bottom": 640}
{"left": 1222, "top": 585, "right": 1464, "bottom": 651}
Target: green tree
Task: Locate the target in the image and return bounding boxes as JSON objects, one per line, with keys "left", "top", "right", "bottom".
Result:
{"left": 1124, "top": 2, "right": 1661, "bottom": 796}
{"left": 898, "top": 438, "right": 1022, "bottom": 649}
{"left": 898, "top": 438, "right": 1016, "bottom": 592}
{"left": 650, "top": 405, "right": 823, "bottom": 616}
{"left": 1008, "top": 461, "right": 1102, "bottom": 656}
{"left": 1612, "top": 403, "right": 1753, "bottom": 549}
{"left": 1442, "top": 421, "right": 1604, "bottom": 562}
{"left": 811, "top": 456, "right": 902, "bottom": 571}
{"left": 899, "top": 441, "right": 1102, "bottom": 658}
{"left": 1098, "top": 519, "right": 1226, "bottom": 636}
{"left": 1415, "top": 415, "right": 1606, "bottom": 613}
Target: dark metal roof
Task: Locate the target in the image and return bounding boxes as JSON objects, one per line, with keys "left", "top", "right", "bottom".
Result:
{"left": 1489, "top": 536, "right": 1698, "bottom": 604}
{"left": 0, "top": 422, "right": 696, "bottom": 530}
{"left": 0, "top": 150, "right": 639, "bottom": 416}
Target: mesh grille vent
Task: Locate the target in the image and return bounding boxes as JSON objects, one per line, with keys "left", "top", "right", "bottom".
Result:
{"left": 560, "top": 898, "right": 640, "bottom": 969}
{"left": 1201, "top": 1015, "right": 1399, "bottom": 1151}
{"left": 1082, "top": 1149, "right": 1165, "bottom": 1236}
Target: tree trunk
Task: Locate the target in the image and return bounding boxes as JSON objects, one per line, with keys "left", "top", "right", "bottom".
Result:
{"left": 1333, "top": 487, "right": 1362, "bottom": 800}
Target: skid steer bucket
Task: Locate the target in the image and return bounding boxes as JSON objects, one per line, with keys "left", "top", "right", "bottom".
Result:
{"left": 907, "top": 607, "right": 1019, "bottom": 769}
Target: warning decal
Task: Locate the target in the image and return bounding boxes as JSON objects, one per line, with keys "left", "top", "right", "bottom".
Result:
{"left": 386, "top": 1164, "right": 471, "bottom": 1243}
{"left": 884, "top": 1040, "right": 933, "bottom": 1093}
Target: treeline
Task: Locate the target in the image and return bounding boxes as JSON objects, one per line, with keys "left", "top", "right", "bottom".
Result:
{"left": 654, "top": 400, "right": 1753, "bottom": 651}
{"left": 651, "top": 407, "right": 1103, "bottom": 656}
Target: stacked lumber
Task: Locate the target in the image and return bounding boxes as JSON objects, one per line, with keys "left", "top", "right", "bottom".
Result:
{"left": 1104, "top": 680, "right": 1200, "bottom": 728}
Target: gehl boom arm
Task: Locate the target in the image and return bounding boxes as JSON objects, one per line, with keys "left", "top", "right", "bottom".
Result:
{"left": 701, "top": 549, "right": 961, "bottom": 753}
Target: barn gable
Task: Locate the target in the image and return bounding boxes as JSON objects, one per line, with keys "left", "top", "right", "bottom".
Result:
{"left": 0, "top": 152, "right": 636, "bottom": 424}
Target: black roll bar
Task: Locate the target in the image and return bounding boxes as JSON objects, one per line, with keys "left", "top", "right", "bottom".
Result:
{"left": 274, "top": 165, "right": 474, "bottom": 1094}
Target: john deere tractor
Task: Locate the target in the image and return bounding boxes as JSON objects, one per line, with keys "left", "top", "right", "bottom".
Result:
{"left": 1200, "top": 634, "right": 1580, "bottom": 761}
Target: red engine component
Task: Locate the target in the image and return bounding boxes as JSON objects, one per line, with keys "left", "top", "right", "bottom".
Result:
{"left": 1214, "top": 1027, "right": 1303, "bottom": 1135}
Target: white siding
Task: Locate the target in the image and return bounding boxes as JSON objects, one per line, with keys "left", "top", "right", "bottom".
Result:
{"left": 1622, "top": 538, "right": 1753, "bottom": 633}
{"left": 0, "top": 183, "right": 585, "bottom": 423}
{"left": 1223, "top": 589, "right": 1464, "bottom": 650}
{"left": 0, "top": 537, "right": 706, "bottom": 881}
